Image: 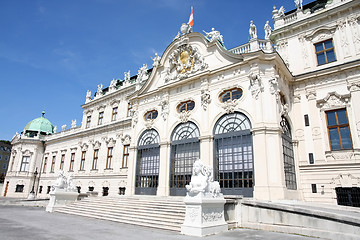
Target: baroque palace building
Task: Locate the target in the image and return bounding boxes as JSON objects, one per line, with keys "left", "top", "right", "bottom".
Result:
{"left": 3, "top": 0, "right": 360, "bottom": 206}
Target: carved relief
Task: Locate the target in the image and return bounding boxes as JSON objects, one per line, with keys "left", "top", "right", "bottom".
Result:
{"left": 348, "top": 15, "right": 360, "bottom": 54}
{"left": 248, "top": 71, "right": 263, "bottom": 99}
{"left": 305, "top": 27, "right": 336, "bottom": 43}
{"left": 305, "top": 89, "right": 316, "bottom": 100}
{"left": 221, "top": 100, "right": 237, "bottom": 114}
{"left": 188, "top": 207, "right": 198, "bottom": 222}
{"left": 330, "top": 174, "right": 360, "bottom": 187}
{"left": 316, "top": 92, "right": 350, "bottom": 109}
{"left": 293, "top": 94, "right": 301, "bottom": 103}
{"left": 312, "top": 127, "right": 321, "bottom": 137}
{"left": 298, "top": 35, "right": 310, "bottom": 68}
{"left": 269, "top": 75, "right": 280, "bottom": 100}
{"left": 145, "top": 120, "right": 155, "bottom": 129}
{"left": 337, "top": 19, "right": 350, "bottom": 57}
{"left": 325, "top": 152, "right": 356, "bottom": 161}
{"left": 179, "top": 110, "right": 191, "bottom": 123}
{"left": 159, "top": 92, "right": 170, "bottom": 121}
{"left": 121, "top": 134, "right": 132, "bottom": 145}
{"left": 92, "top": 141, "right": 101, "bottom": 150}
{"left": 165, "top": 44, "right": 208, "bottom": 82}
{"left": 80, "top": 143, "right": 88, "bottom": 151}
{"left": 201, "top": 89, "right": 211, "bottom": 111}
{"left": 202, "top": 211, "right": 223, "bottom": 222}
{"left": 22, "top": 149, "right": 33, "bottom": 156}
{"left": 105, "top": 138, "right": 116, "bottom": 148}
{"left": 275, "top": 40, "right": 289, "bottom": 66}
{"left": 347, "top": 82, "right": 360, "bottom": 92}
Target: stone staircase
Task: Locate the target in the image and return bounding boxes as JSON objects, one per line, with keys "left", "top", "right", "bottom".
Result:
{"left": 54, "top": 196, "right": 186, "bottom": 232}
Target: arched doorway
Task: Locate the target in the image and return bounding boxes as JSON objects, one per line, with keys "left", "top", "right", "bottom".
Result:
{"left": 170, "top": 122, "right": 200, "bottom": 196}
{"left": 135, "top": 129, "right": 160, "bottom": 195}
{"left": 213, "top": 112, "right": 254, "bottom": 196}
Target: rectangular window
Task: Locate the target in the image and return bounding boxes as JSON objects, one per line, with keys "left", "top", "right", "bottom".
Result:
{"left": 311, "top": 184, "right": 317, "bottom": 193}
{"left": 309, "top": 153, "right": 314, "bottom": 164}
{"left": 69, "top": 153, "right": 75, "bottom": 171}
{"left": 39, "top": 186, "right": 43, "bottom": 194}
{"left": 98, "top": 112, "right": 104, "bottom": 125}
{"left": 86, "top": 116, "right": 91, "bottom": 128}
{"left": 92, "top": 149, "right": 98, "bottom": 170}
{"left": 106, "top": 147, "right": 113, "bottom": 169}
{"left": 15, "top": 184, "right": 24, "bottom": 192}
{"left": 304, "top": 114, "right": 309, "bottom": 127}
{"left": 60, "top": 154, "right": 65, "bottom": 170}
{"left": 122, "top": 144, "right": 129, "bottom": 168}
{"left": 47, "top": 186, "right": 51, "bottom": 194}
{"left": 112, "top": 107, "right": 118, "bottom": 121}
{"left": 127, "top": 102, "right": 132, "bottom": 117}
{"left": 315, "top": 39, "right": 336, "bottom": 66}
{"left": 20, "top": 156, "right": 30, "bottom": 172}
{"left": 42, "top": 157, "right": 47, "bottom": 173}
{"left": 326, "top": 109, "right": 352, "bottom": 150}
{"left": 50, "top": 156, "right": 56, "bottom": 172}
{"left": 80, "top": 151, "right": 86, "bottom": 171}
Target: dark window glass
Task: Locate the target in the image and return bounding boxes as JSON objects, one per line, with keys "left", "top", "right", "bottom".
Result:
{"left": 177, "top": 100, "right": 195, "bottom": 113}
{"left": 144, "top": 110, "right": 158, "bottom": 120}
{"left": 326, "top": 109, "right": 352, "bottom": 150}
{"left": 312, "top": 184, "right": 317, "bottom": 193}
{"left": 315, "top": 39, "right": 336, "bottom": 66}
{"left": 304, "top": 114, "right": 309, "bottom": 127}
{"left": 309, "top": 153, "right": 314, "bottom": 164}
{"left": 15, "top": 185, "right": 24, "bottom": 192}
{"left": 220, "top": 88, "right": 243, "bottom": 102}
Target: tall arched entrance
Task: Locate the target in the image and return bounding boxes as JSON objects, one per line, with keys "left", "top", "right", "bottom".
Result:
{"left": 170, "top": 122, "right": 200, "bottom": 196}
{"left": 213, "top": 112, "right": 254, "bottom": 197}
{"left": 135, "top": 129, "right": 160, "bottom": 195}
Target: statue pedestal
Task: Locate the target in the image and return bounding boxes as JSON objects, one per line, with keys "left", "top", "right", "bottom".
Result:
{"left": 46, "top": 188, "right": 79, "bottom": 213}
{"left": 181, "top": 194, "right": 228, "bottom": 237}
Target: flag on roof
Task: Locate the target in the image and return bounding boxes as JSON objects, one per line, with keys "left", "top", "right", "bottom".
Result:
{"left": 188, "top": 7, "right": 194, "bottom": 27}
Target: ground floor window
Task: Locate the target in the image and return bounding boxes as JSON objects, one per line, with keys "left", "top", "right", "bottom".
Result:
{"left": 88, "top": 186, "right": 94, "bottom": 192}
{"left": 336, "top": 187, "right": 360, "bottom": 208}
{"left": 15, "top": 185, "right": 24, "bottom": 192}
{"left": 103, "top": 187, "right": 109, "bottom": 196}
{"left": 119, "top": 187, "right": 126, "bottom": 195}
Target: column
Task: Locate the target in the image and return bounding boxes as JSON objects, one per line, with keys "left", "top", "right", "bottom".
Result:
{"left": 157, "top": 141, "right": 171, "bottom": 196}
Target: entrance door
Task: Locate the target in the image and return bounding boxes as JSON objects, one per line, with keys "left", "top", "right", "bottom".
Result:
{"left": 213, "top": 113, "right": 254, "bottom": 197}
{"left": 169, "top": 122, "right": 200, "bottom": 196}
{"left": 135, "top": 129, "right": 160, "bottom": 195}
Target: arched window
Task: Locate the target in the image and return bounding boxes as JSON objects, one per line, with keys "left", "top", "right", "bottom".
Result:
{"left": 280, "top": 116, "right": 297, "bottom": 190}
{"left": 135, "top": 129, "right": 160, "bottom": 195}
{"left": 213, "top": 112, "right": 254, "bottom": 196}
{"left": 177, "top": 100, "right": 195, "bottom": 113}
{"left": 219, "top": 88, "right": 243, "bottom": 102}
{"left": 144, "top": 110, "right": 158, "bottom": 121}
{"left": 170, "top": 122, "right": 200, "bottom": 196}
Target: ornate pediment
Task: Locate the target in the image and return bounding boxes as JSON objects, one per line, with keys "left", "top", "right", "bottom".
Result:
{"left": 305, "top": 26, "right": 337, "bottom": 42}
{"left": 316, "top": 92, "right": 350, "bottom": 110}
{"left": 164, "top": 44, "right": 208, "bottom": 82}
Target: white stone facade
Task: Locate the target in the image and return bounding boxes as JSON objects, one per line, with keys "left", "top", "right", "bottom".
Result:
{"left": 2, "top": 0, "right": 360, "bottom": 206}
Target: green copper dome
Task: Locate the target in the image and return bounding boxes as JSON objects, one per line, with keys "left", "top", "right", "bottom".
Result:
{"left": 23, "top": 111, "right": 54, "bottom": 136}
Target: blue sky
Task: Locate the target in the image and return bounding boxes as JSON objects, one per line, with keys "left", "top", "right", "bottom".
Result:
{"left": 0, "top": 0, "right": 311, "bottom": 141}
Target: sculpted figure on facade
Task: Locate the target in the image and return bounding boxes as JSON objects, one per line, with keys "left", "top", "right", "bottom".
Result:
{"left": 264, "top": 21, "right": 272, "bottom": 40}
{"left": 66, "top": 175, "right": 77, "bottom": 192}
{"left": 203, "top": 28, "right": 224, "bottom": 44}
{"left": 186, "top": 160, "right": 221, "bottom": 198}
{"left": 269, "top": 76, "right": 280, "bottom": 99}
{"left": 159, "top": 93, "right": 169, "bottom": 121}
{"left": 249, "top": 20, "right": 257, "bottom": 39}
{"left": 201, "top": 89, "right": 211, "bottom": 111}
{"left": 248, "top": 72, "right": 263, "bottom": 99}
{"left": 61, "top": 125, "right": 67, "bottom": 131}
{"left": 109, "top": 78, "right": 117, "bottom": 91}
{"left": 151, "top": 53, "right": 161, "bottom": 67}
{"left": 97, "top": 84, "right": 103, "bottom": 97}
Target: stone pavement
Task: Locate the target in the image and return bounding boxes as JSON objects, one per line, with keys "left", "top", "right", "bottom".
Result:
{"left": 0, "top": 205, "right": 324, "bottom": 240}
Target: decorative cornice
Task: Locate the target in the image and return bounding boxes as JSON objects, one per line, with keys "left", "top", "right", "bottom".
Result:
{"left": 316, "top": 92, "right": 351, "bottom": 110}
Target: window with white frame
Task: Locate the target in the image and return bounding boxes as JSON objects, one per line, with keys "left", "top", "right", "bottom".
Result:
{"left": 20, "top": 156, "right": 30, "bottom": 172}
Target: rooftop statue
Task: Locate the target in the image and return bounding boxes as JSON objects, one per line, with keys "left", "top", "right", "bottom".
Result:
{"left": 110, "top": 78, "right": 117, "bottom": 88}
{"left": 71, "top": 119, "right": 76, "bottom": 128}
{"left": 249, "top": 20, "right": 257, "bottom": 39}
{"left": 97, "top": 84, "right": 103, "bottom": 95}
{"left": 124, "top": 70, "right": 130, "bottom": 82}
{"left": 151, "top": 53, "right": 161, "bottom": 67}
{"left": 278, "top": 6, "right": 285, "bottom": 17}
{"left": 203, "top": 28, "right": 224, "bottom": 44}
{"left": 137, "top": 64, "right": 148, "bottom": 82}
{"left": 295, "top": 0, "right": 303, "bottom": 10}
{"left": 264, "top": 21, "right": 272, "bottom": 40}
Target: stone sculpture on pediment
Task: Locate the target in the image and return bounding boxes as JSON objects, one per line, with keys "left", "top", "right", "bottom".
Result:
{"left": 124, "top": 70, "right": 130, "bottom": 82}
{"left": 249, "top": 20, "right": 257, "bottom": 39}
{"left": 85, "top": 90, "right": 92, "bottom": 103}
{"left": 97, "top": 84, "right": 103, "bottom": 96}
{"left": 264, "top": 21, "right": 272, "bottom": 40}
{"left": 137, "top": 64, "right": 148, "bottom": 83}
{"left": 121, "top": 134, "right": 131, "bottom": 145}
{"left": 165, "top": 44, "right": 208, "bottom": 82}
{"left": 151, "top": 53, "right": 161, "bottom": 67}
{"left": 203, "top": 28, "right": 224, "bottom": 44}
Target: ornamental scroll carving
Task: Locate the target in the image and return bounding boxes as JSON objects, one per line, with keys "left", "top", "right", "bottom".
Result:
{"left": 202, "top": 212, "right": 224, "bottom": 222}
{"left": 164, "top": 44, "right": 208, "bottom": 82}
{"left": 248, "top": 72, "right": 263, "bottom": 99}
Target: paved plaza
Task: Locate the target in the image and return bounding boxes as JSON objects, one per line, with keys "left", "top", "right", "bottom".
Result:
{"left": 0, "top": 205, "right": 324, "bottom": 240}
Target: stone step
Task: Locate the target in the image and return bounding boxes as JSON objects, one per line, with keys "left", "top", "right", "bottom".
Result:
{"left": 55, "top": 197, "right": 186, "bottom": 232}
{"left": 55, "top": 208, "right": 181, "bottom": 231}
{"left": 61, "top": 205, "right": 185, "bottom": 220}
